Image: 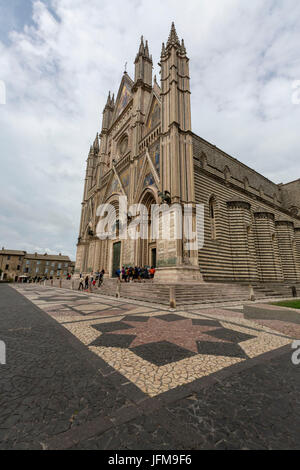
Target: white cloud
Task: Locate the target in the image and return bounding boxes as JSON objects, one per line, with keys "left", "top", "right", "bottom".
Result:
{"left": 0, "top": 0, "right": 300, "bottom": 258}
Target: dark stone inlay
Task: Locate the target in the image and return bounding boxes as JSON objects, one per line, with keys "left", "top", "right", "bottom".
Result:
{"left": 131, "top": 341, "right": 196, "bottom": 366}
{"left": 192, "top": 319, "right": 221, "bottom": 327}
{"left": 197, "top": 340, "right": 248, "bottom": 358}
{"left": 244, "top": 309, "right": 300, "bottom": 325}
{"left": 206, "top": 328, "right": 256, "bottom": 344}
{"left": 90, "top": 334, "right": 136, "bottom": 348}
{"left": 92, "top": 321, "right": 134, "bottom": 333}
{"left": 38, "top": 296, "right": 84, "bottom": 302}
{"left": 155, "top": 314, "right": 186, "bottom": 322}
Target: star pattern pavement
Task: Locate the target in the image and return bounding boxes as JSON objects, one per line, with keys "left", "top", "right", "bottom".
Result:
{"left": 92, "top": 315, "right": 255, "bottom": 354}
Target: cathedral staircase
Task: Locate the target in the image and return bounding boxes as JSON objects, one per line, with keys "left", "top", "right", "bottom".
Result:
{"left": 95, "top": 278, "right": 300, "bottom": 307}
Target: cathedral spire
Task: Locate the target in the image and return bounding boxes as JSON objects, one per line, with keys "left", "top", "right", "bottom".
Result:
{"left": 104, "top": 91, "right": 114, "bottom": 110}
{"left": 135, "top": 36, "right": 145, "bottom": 62}
{"left": 139, "top": 35, "right": 145, "bottom": 54}
{"left": 134, "top": 34, "right": 152, "bottom": 86}
{"left": 101, "top": 91, "right": 114, "bottom": 133}
{"left": 144, "top": 40, "right": 149, "bottom": 58}
{"left": 106, "top": 91, "right": 111, "bottom": 107}
{"left": 93, "top": 133, "right": 99, "bottom": 153}
{"left": 166, "top": 22, "right": 180, "bottom": 50}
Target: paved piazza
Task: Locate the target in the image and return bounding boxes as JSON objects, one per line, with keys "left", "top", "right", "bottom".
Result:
{"left": 1, "top": 284, "right": 300, "bottom": 449}
{"left": 12, "top": 285, "right": 293, "bottom": 397}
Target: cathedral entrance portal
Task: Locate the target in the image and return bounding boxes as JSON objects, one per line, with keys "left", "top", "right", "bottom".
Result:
{"left": 139, "top": 191, "right": 157, "bottom": 268}
{"left": 150, "top": 247, "right": 157, "bottom": 268}
{"left": 112, "top": 242, "right": 121, "bottom": 277}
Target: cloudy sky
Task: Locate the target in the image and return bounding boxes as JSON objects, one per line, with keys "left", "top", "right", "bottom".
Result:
{"left": 0, "top": 0, "right": 300, "bottom": 260}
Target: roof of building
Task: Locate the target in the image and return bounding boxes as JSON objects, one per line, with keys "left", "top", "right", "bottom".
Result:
{"left": 0, "top": 249, "right": 26, "bottom": 256}
{"left": 24, "top": 253, "right": 71, "bottom": 261}
{"left": 0, "top": 248, "right": 71, "bottom": 261}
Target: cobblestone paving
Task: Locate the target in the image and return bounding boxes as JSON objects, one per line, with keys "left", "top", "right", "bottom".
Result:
{"left": 1, "top": 284, "right": 300, "bottom": 449}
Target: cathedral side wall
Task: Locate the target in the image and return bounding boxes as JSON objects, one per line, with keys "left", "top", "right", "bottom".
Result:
{"left": 193, "top": 157, "right": 300, "bottom": 282}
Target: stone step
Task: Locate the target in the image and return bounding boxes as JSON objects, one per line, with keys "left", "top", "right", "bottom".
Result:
{"left": 85, "top": 279, "right": 298, "bottom": 306}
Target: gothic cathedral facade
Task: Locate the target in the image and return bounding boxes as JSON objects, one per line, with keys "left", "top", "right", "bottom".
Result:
{"left": 75, "top": 23, "right": 300, "bottom": 283}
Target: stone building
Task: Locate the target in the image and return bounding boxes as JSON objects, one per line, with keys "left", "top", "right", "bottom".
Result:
{"left": 23, "top": 253, "right": 74, "bottom": 279}
{"left": 75, "top": 23, "right": 300, "bottom": 283}
{"left": 0, "top": 249, "right": 26, "bottom": 281}
{"left": 0, "top": 248, "right": 74, "bottom": 281}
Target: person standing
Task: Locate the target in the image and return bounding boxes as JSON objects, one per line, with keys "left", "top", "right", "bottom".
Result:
{"left": 98, "top": 269, "right": 105, "bottom": 287}
{"left": 84, "top": 275, "right": 89, "bottom": 290}
{"left": 149, "top": 266, "right": 156, "bottom": 279}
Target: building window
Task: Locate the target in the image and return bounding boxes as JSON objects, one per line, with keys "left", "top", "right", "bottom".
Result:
{"left": 50, "top": 270, "right": 54, "bottom": 275}
{"left": 37, "top": 261, "right": 41, "bottom": 265}
{"left": 58, "top": 263, "right": 62, "bottom": 269}
{"left": 26, "top": 260, "right": 30, "bottom": 265}
{"left": 7, "top": 256, "right": 11, "bottom": 260}
{"left": 17, "top": 265, "right": 20, "bottom": 271}
{"left": 51, "top": 262, "right": 55, "bottom": 267}
{"left": 64, "top": 263, "right": 68, "bottom": 268}
{"left": 5, "top": 264, "right": 9, "bottom": 270}
{"left": 45, "top": 268, "right": 49, "bottom": 274}
{"left": 46, "top": 261, "right": 50, "bottom": 266}
{"left": 209, "top": 197, "right": 217, "bottom": 240}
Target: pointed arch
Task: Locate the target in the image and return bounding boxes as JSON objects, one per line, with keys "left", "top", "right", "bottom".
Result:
{"left": 224, "top": 165, "right": 231, "bottom": 182}
{"left": 137, "top": 188, "right": 159, "bottom": 268}
{"left": 144, "top": 95, "right": 161, "bottom": 134}
{"left": 199, "top": 152, "right": 208, "bottom": 169}
{"left": 243, "top": 177, "right": 249, "bottom": 190}
{"left": 209, "top": 195, "right": 217, "bottom": 240}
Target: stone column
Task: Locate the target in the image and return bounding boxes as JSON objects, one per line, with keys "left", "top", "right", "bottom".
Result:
{"left": 154, "top": 24, "right": 202, "bottom": 283}
{"left": 254, "top": 212, "right": 283, "bottom": 282}
{"left": 227, "top": 201, "right": 258, "bottom": 281}
{"left": 275, "top": 221, "right": 299, "bottom": 281}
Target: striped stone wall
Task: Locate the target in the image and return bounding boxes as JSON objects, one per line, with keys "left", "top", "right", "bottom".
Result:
{"left": 275, "top": 221, "right": 300, "bottom": 281}
{"left": 193, "top": 149, "right": 300, "bottom": 282}
{"left": 253, "top": 212, "right": 284, "bottom": 282}
{"left": 226, "top": 201, "right": 258, "bottom": 281}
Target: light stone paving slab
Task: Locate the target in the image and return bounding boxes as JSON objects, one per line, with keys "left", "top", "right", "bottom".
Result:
{"left": 12, "top": 285, "right": 294, "bottom": 399}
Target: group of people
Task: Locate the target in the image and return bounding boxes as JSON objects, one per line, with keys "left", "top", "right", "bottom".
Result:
{"left": 115, "top": 266, "right": 156, "bottom": 282}
{"left": 18, "top": 274, "right": 72, "bottom": 284}
{"left": 78, "top": 270, "right": 105, "bottom": 291}
{"left": 77, "top": 265, "right": 156, "bottom": 290}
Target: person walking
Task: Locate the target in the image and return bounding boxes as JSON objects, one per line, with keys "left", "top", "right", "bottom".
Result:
{"left": 84, "top": 275, "right": 89, "bottom": 290}
{"left": 78, "top": 278, "right": 84, "bottom": 290}
{"left": 98, "top": 269, "right": 105, "bottom": 287}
